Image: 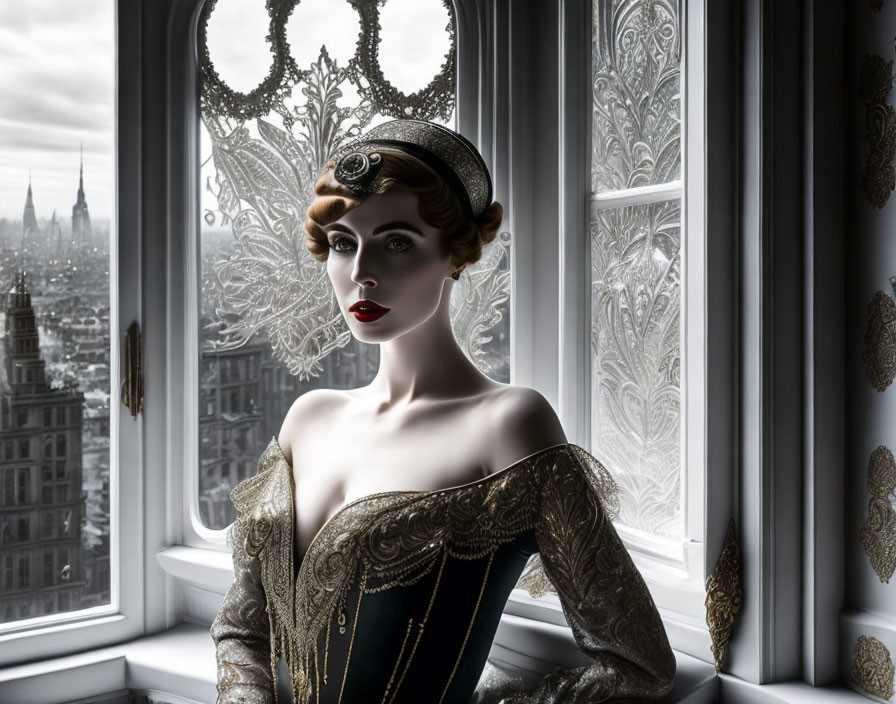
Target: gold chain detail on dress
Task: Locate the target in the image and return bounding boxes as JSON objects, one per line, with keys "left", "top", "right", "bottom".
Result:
{"left": 387, "top": 550, "right": 449, "bottom": 704}
{"left": 337, "top": 564, "right": 368, "bottom": 704}
{"left": 382, "top": 617, "right": 415, "bottom": 704}
{"left": 705, "top": 519, "right": 743, "bottom": 672}
{"left": 439, "top": 551, "right": 496, "bottom": 703}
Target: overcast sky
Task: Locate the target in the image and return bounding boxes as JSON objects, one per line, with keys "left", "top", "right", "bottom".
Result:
{"left": 0, "top": 0, "right": 114, "bottom": 222}
{"left": 0, "top": 0, "right": 450, "bottom": 223}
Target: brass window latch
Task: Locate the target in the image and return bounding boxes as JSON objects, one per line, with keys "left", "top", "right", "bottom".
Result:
{"left": 121, "top": 320, "right": 143, "bottom": 419}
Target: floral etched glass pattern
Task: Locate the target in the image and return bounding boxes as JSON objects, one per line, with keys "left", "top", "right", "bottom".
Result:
{"left": 591, "top": 0, "right": 681, "bottom": 193}
{"left": 590, "top": 201, "right": 681, "bottom": 539}
{"left": 198, "top": 0, "right": 510, "bottom": 530}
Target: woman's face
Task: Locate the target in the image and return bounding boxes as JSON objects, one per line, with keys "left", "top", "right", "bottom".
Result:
{"left": 325, "top": 186, "right": 455, "bottom": 343}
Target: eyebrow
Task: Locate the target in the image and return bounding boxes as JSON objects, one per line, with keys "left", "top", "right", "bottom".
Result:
{"left": 325, "top": 221, "right": 425, "bottom": 237}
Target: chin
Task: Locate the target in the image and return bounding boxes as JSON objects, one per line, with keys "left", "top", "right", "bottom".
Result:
{"left": 345, "top": 310, "right": 437, "bottom": 344}
{"left": 345, "top": 319, "right": 404, "bottom": 344}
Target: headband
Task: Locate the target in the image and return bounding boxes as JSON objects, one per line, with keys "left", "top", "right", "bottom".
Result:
{"left": 330, "top": 119, "right": 493, "bottom": 219}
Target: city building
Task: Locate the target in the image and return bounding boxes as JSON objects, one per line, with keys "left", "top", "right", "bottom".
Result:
{"left": 71, "top": 150, "right": 92, "bottom": 245}
{"left": 45, "top": 210, "right": 62, "bottom": 252}
{"left": 21, "top": 179, "right": 38, "bottom": 247}
{"left": 0, "top": 272, "right": 85, "bottom": 622}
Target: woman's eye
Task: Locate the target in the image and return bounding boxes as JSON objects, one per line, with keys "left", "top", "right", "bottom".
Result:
{"left": 386, "top": 236, "right": 413, "bottom": 253}
{"left": 329, "top": 237, "right": 355, "bottom": 253}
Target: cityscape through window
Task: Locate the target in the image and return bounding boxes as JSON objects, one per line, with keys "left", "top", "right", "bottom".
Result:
{"left": 0, "top": 0, "right": 114, "bottom": 625}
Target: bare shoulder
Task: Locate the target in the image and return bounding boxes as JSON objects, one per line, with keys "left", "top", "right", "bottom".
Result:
{"left": 277, "top": 388, "right": 347, "bottom": 467}
{"left": 486, "top": 385, "right": 568, "bottom": 474}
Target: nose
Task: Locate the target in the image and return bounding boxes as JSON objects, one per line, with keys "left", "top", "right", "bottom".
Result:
{"left": 349, "top": 251, "right": 378, "bottom": 292}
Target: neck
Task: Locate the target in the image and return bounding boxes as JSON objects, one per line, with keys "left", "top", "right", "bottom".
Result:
{"left": 366, "top": 279, "right": 497, "bottom": 410}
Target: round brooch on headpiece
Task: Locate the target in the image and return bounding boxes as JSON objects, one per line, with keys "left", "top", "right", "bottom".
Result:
{"left": 330, "top": 120, "right": 493, "bottom": 218}
{"left": 334, "top": 151, "right": 383, "bottom": 191}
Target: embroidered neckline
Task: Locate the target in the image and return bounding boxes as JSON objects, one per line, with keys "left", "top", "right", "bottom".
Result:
{"left": 268, "top": 435, "right": 574, "bottom": 566}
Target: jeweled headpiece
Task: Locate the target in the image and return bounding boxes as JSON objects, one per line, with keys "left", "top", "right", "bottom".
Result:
{"left": 331, "top": 119, "right": 493, "bottom": 219}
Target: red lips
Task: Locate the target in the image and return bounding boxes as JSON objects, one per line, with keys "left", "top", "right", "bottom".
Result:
{"left": 349, "top": 299, "right": 390, "bottom": 322}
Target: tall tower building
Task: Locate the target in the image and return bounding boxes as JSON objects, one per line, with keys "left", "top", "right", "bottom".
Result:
{"left": 71, "top": 149, "right": 91, "bottom": 244}
{"left": 0, "top": 272, "right": 86, "bottom": 622}
{"left": 22, "top": 178, "right": 38, "bottom": 245}
{"left": 45, "top": 210, "right": 62, "bottom": 251}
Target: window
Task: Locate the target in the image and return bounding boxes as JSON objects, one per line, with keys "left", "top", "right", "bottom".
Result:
{"left": 42, "top": 513, "right": 56, "bottom": 541}
{"left": 16, "top": 556, "right": 29, "bottom": 590}
{"left": 16, "top": 518, "right": 28, "bottom": 543}
{"left": 43, "top": 551, "right": 53, "bottom": 583}
{"left": 589, "top": 0, "right": 684, "bottom": 546}
{"left": 15, "top": 468, "right": 29, "bottom": 505}
{"left": 2, "top": 471, "right": 13, "bottom": 507}
{"left": 0, "top": 0, "right": 126, "bottom": 656}
{"left": 2, "top": 556, "right": 12, "bottom": 591}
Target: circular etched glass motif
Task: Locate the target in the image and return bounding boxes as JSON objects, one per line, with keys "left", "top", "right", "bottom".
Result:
{"left": 335, "top": 151, "right": 382, "bottom": 184}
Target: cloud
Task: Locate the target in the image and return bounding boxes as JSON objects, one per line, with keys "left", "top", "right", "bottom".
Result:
{"left": 0, "top": 0, "right": 113, "bottom": 219}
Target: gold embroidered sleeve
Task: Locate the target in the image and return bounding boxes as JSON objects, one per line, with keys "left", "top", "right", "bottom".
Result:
{"left": 210, "top": 514, "right": 276, "bottom": 704}
{"left": 506, "top": 447, "right": 676, "bottom": 702}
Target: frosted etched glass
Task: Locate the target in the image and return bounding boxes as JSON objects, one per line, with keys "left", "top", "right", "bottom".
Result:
{"left": 590, "top": 200, "right": 681, "bottom": 539}
{"left": 592, "top": 0, "right": 681, "bottom": 193}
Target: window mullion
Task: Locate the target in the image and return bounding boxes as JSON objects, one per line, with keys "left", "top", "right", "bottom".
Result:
{"left": 590, "top": 180, "right": 683, "bottom": 212}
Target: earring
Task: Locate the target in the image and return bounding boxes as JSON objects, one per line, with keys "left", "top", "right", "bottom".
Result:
{"left": 451, "top": 269, "right": 461, "bottom": 280}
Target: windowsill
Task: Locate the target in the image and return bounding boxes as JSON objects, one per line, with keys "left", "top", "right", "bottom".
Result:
{"left": 0, "top": 623, "right": 216, "bottom": 704}
{"left": 0, "top": 621, "right": 873, "bottom": 704}
{"left": 0, "top": 621, "right": 715, "bottom": 704}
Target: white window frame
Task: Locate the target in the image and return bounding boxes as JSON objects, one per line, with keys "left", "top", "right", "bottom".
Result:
{"left": 0, "top": 0, "right": 145, "bottom": 667}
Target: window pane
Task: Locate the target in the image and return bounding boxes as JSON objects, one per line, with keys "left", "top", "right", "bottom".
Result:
{"left": 590, "top": 200, "right": 682, "bottom": 539}
{"left": 0, "top": 0, "right": 113, "bottom": 625}
{"left": 591, "top": 0, "right": 681, "bottom": 193}
{"left": 197, "top": 0, "right": 508, "bottom": 530}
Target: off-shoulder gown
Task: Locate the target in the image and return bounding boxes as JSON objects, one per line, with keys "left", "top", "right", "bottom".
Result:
{"left": 210, "top": 437, "right": 675, "bottom": 703}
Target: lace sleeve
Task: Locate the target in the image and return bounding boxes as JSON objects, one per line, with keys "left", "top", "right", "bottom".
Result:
{"left": 210, "top": 514, "right": 276, "bottom": 704}
{"left": 506, "top": 446, "right": 676, "bottom": 703}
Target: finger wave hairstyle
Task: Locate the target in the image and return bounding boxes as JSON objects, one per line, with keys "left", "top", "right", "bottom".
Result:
{"left": 303, "top": 148, "right": 504, "bottom": 270}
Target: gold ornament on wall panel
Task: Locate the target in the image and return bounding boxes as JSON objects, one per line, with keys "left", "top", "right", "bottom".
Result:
{"left": 851, "top": 635, "right": 895, "bottom": 701}
{"left": 864, "top": 290, "right": 896, "bottom": 391}
{"left": 861, "top": 445, "right": 896, "bottom": 583}
{"left": 860, "top": 54, "right": 896, "bottom": 208}
{"left": 705, "top": 519, "right": 742, "bottom": 672}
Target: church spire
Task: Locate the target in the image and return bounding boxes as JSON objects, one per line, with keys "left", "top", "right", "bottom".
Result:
{"left": 72, "top": 145, "right": 92, "bottom": 244}
{"left": 77, "top": 144, "right": 84, "bottom": 201}
{"left": 22, "top": 171, "right": 38, "bottom": 244}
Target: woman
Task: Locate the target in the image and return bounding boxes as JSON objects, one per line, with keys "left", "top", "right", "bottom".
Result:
{"left": 210, "top": 119, "right": 675, "bottom": 704}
